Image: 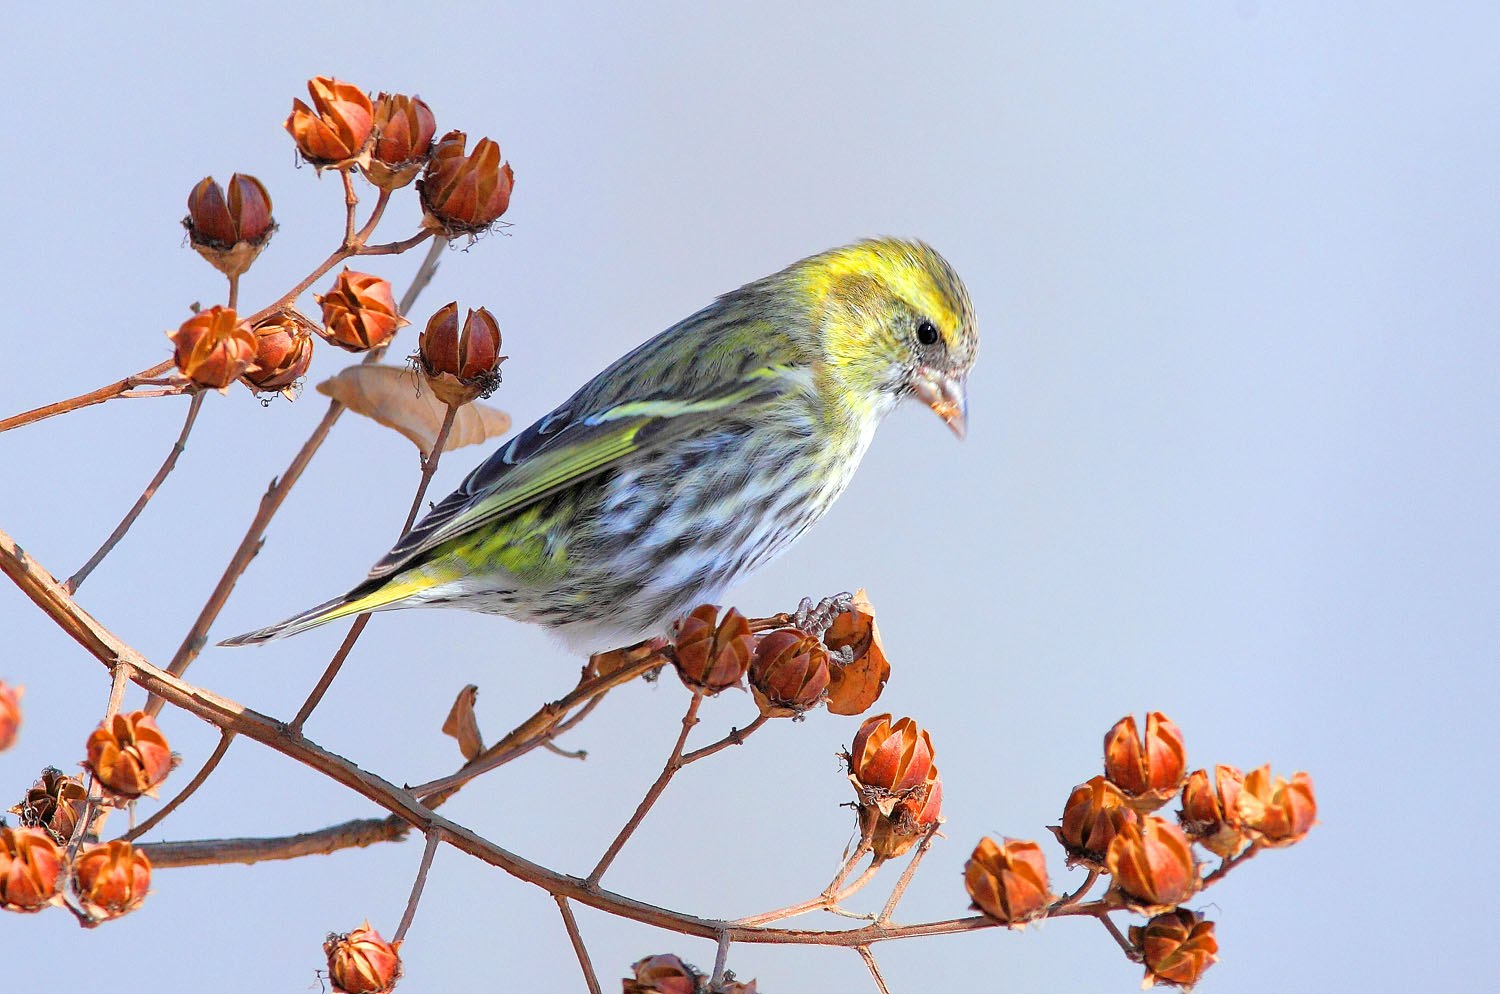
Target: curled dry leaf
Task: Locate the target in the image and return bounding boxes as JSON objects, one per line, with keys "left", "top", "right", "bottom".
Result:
{"left": 822, "top": 589, "right": 890, "bottom": 715}
{"left": 441, "top": 684, "right": 484, "bottom": 762}
{"left": 316, "top": 365, "right": 512, "bottom": 458}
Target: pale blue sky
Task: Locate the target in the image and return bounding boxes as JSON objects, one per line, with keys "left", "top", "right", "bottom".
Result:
{"left": 2, "top": 3, "right": 1496, "bottom": 991}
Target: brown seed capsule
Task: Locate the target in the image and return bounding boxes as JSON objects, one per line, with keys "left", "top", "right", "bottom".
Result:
{"left": 365, "top": 93, "right": 437, "bottom": 191}
{"left": 821, "top": 589, "right": 890, "bottom": 715}
{"left": 325, "top": 922, "right": 403, "bottom": 994}
{"left": 1130, "top": 909, "right": 1220, "bottom": 989}
{"left": 72, "top": 840, "right": 151, "bottom": 920}
{"left": 964, "top": 836, "right": 1053, "bottom": 927}
{"left": 849, "top": 714, "right": 934, "bottom": 795}
{"left": 1236, "top": 766, "right": 1316, "bottom": 847}
{"left": 10, "top": 767, "right": 89, "bottom": 844}
{"left": 418, "top": 130, "right": 515, "bottom": 235}
{"left": 1106, "top": 816, "right": 1198, "bottom": 911}
{"left": 749, "top": 628, "right": 830, "bottom": 717}
{"left": 183, "top": 174, "right": 276, "bottom": 277}
{"left": 285, "top": 76, "right": 373, "bottom": 167}
{"left": 0, "top": 826, "right": 62, "bottom": 913}
{"left": 623, "top": 954, "right": 700, "bottom": 994}
{"left": 84, "top": 710, "right": 174, "bottom": 799}
{"left": 0, "top": 681, "right": 19, "bottom": 751}
{"left": 1050, "top": 775, "right": 1140, "bottom": 870}
{"left": 241, "top": 312, "right": 315, "bottom": 395}
{"left": 671, "top": 605, "right": 753, "bottom": 693}
{"left": 316, "top": 269, "right": 409, "bottom": 353}
{"left": 417, "top": 302, "right": 506, "bottom": 406}
{"left": 868, "top": 764, "right": 943, "bottom": 859}
{"left": 1104, "top": 712, "right": 1187, "bottom": 812}
{"left": 1178, "top": 765, "right": 1248, "bottom": 858}
{"left": 167, "top": 306, "right": 257, "bottom": 390}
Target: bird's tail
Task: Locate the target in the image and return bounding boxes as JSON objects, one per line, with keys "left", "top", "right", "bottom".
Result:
{"left": 217, "top": 576, "right": 429, "bottom": 647}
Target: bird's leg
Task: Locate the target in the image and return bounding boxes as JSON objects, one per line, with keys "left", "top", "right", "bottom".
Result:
{"left": 792, "top": 591, "right": 856, "bottom": 638}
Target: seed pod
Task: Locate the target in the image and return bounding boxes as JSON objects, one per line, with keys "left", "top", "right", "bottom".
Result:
{"left": 1178, "top": 765, "right": 1248, "bottom": 858}
{"left": 285, "top": 76, "right": 373, "bottom": 167}
{"left": 748, "top": 628, "right": 830, "bottom": 717}
{"left": 1106, "top": 816, "right": 1198, "bottom": 911}
{"left": 1236, "top": 766, "right": 1316, "bottom": 847}
{"left": 242, "top": 312, "right": 315, "bottom": 395}
{"left": 0, "top": 681, "right": 19, "bottom": 751}
{"left": 416, "top": 302, "right": 505, "bottom": 406}
{"left": 84, "top": 710, "right": 174, "bottom": 799}
{"left": 365, "top": 93, "right": 436, "bottom": 191}
{"left": 1130, "top": 909, "right": 1220, "bottom": 989}
{"left": 325, "top": 922, "right": 403, "bottom": 994}
{"left": 316, "top": 269, "right": 409, "bottom": 352}
{"left": 1104, "top": 712, "right": 1187, "bottom": 812}
{"left": 623, "top": 954, "right": 700, "bottom": 994}
{"left": 418, "top": 130, "right": 514, "bottom": 235}
{"left": 0, "top": 826, "right": 62, "bottom": 913}
{"left": 964, "top": 836, "right": 1052, "bottom": 927}
{"left": 10, "top": 767, "right": 89, "bottom": 843}
{"left": 1050, "top": 775, "right": 1139, "bottom": 870}
{"left": 167, "top": 307, "right": 257, "bottom": 390}
{"left": 183, "top": 174, "right": 276, "bottom": 277}
{"left": 72, "top": 840, "right": 151, "bottom": 920}
{"left": 671, "top": 605, "right": 752, "bottom": 693}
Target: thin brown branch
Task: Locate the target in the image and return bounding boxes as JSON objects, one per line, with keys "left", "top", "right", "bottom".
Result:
{"left": 227, "top": 272, "right": 240, "bottom": 311}
{"left": 341, "top": 169, "right": 359, "bottom": 247}
{"left": 288, "top": 400, "right": 459, "bottom": 733}
{"left": 140, "top": 817, "right": 410, "bottom": 868}
{"left": 119, "top": 729, "right": 236, "bottom": 842}
{"left": 679, "top": 714, "right": 769, "bottom": 765}
{"left": 398, "top": 235, "right": 448, "bottom": 314}
{"left": 146, "top": 397, "right": 345, "bottom": 715}
{"left": 542, "top": 741, "right": 588, "bottom": 760}
{"left": 556, "top": 896, "right": 603, "bottom": 994}
{"left": 409, "top": 652, "right": 663, "bottom": 799}
{"left": 1096, "top": 910, "right": 1139, "bottom": 960}
{"left": 734, "top": 857, "right": 883, "bottom": 927}
{"left": 4, "top": 529, "right": 1083, "bottom": 950}
{"left": 876, "top": 825, "right": 941, "bottom": 925}
{"left": 1202, "top": 842, "right": 1261, "bottom": 886}
{"left": 393, "top": 829, "right": 443, "bottom": 943}
{"left": 1050, "top": 868, "right": 1101, "bottom": 911}
{"left": 67, "top": 390, "right": 206, "bottom": 593}
{"left": 245, "top": 187, "right": 392, "bottom": 326}
{"left": 586, "top": 690, "right": 704, "bottom": 887}
{"left": 359, "top": 229, "right": 436, "bottom": 257}
{"left": 0, "top": 358, "right": 178, "bottom": 433}
{"left": 856, "top": 946, "right": 892, "bottom": 994}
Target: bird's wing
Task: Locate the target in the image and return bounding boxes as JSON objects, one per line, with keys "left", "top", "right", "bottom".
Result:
{"left": 362, "top": 367, "right": 791, "bottom": 581}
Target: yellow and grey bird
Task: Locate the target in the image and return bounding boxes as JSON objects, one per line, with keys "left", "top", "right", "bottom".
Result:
{"left": 222, "top": 238, "right": 976, "bottom": 652}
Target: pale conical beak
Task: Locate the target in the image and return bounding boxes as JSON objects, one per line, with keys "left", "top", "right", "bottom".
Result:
{"left": 913, "top": 367, "right": 968, "bottom": 440}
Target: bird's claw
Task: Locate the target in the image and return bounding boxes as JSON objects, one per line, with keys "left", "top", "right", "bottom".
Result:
{"left": 792, "top": 591, "right": 855, "bottom": 638}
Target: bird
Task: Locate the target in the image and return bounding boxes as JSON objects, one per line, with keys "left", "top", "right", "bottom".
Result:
{"left": 221, "top": 238, "right": 976, "bottom": 652}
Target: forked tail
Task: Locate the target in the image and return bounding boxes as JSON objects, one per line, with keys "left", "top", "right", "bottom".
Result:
{"left": 218, "top": 576, "right": 427, "bottom": 646}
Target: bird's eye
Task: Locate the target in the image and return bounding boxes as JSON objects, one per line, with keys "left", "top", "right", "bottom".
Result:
{"left": 916, "top": 320, "right": 940, "bottom": 346}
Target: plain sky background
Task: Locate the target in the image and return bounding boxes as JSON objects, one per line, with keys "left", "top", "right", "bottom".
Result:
{"left": 2, "top": 3, "right": 1496, "bottom": 991}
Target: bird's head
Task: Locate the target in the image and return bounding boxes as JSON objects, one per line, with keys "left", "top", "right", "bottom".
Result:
{"left": 798, "top": 238, "right": 977, "bottom": 438}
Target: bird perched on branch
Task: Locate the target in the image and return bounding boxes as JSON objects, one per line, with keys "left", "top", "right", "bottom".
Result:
{"left": 223, "top": 238, "right": 977, "bottom": 652}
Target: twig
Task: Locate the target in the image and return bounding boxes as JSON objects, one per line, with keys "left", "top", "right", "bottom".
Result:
{"left": 227, "top": 272, "right": 240, "bottom": 311}
{"left": 709, "top": 930, "right": 732, "bottom": 987}
{"left": 1096, "top": 910, "right": 1138, "bottom": 959}
{"left": 340, "top": 170, "right": 359, "bottom": 248}
{"left": 734, "top": 858, "right": 883, "bottom": 927}
{"left": 67, "top": 390, "right": 206, "bottom": 593}
{"left": 393, "top": 829, "right": 443, "bottom": 943}
{"left": 1202, "top": 843, "right": 1261, "bottom": 886}
{"left": 555, "top": 896, "right": 603, "bottom": 994}
{"left": 139, "top": 816, "right": 409, "bottom": 867}
{"left": 542, "top": 741, "right": 588, "bottom": 760}
{"left": 0, "top": 358, "right": 178, "bottom": 433}
{"left": 410, "top": 652, "right": 663, "bottom": 799}
{"left": 1049, "top": 868, "right": 1100, "bottom": 911}
{"left": 119, "top": 729, "right": 236, "bottom": 842}
{"left": 145, "top": 230, "right": 446, "bottom": 714}
{"left": 288, "top": 400, "right": 459, "bottom": 733}
{"left": 5, "top": 530, "right": 1094, "bottom": 949}
{"left": 244, "top": 188, "right": 391, "bottom": 326}
{"left": 679, "top": 714, "right": 769, "bottom": 765}
{"left": 876, "top": 825, "right": 940, "bottom": 925}
{"left": 857, "top": 946, "right": 892, "bottom": 994}
{"left": 587, "top": 690, "right": 704, "bottom": 887}
{"left": 359, "top": 230, "right": 435, "bottom": 257}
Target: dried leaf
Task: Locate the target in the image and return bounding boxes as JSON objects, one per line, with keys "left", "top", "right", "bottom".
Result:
{"left": 316, "top": 364, "right": 512, "bottom": 457}
{"left": 823, "top": 589, "right": 890, "bottom": 715}
{"left": 441, "top": 684, "right": 484, "bottom": 761}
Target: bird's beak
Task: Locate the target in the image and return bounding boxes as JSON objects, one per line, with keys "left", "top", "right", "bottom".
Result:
{"left": 912, "top": 367, "right": 968, "bottom": 440}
